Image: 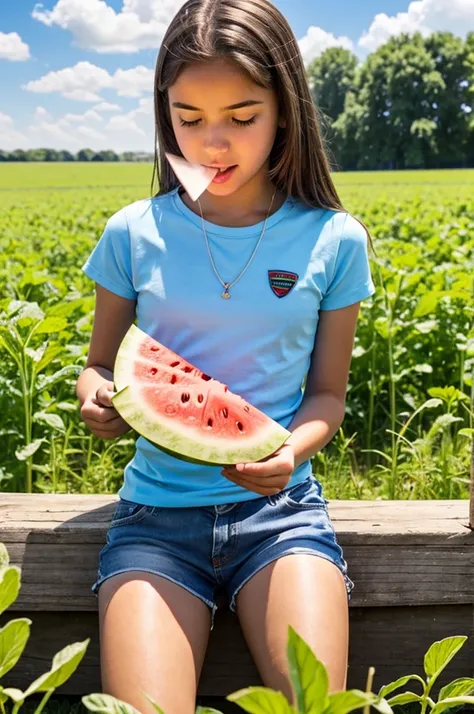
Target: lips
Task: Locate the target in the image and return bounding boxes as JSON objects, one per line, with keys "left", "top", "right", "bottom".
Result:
{"left": 206, "top": 165, "right": 237, "bottom": 172}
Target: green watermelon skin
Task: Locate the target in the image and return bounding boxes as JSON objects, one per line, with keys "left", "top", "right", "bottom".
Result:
{"left": 111, "top": 325, "right": 290, "bottom": 466}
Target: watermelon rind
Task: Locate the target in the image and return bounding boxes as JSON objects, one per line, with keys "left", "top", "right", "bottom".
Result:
{"left": 111, "top": 385, "right": 290, "bottom": 465}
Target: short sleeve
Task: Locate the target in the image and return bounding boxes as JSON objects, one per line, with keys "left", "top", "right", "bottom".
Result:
{"left": 319, "top": 213, "right": 376, "bottom": 311}
{"left": 81, "top": 208, "right": 137, "bottom": 300}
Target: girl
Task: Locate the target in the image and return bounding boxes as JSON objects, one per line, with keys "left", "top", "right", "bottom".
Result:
{"left": 76, "top": 0, "right": 376, "bottom": 712}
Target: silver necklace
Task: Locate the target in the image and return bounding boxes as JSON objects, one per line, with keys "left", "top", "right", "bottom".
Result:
{"left": 197, "top": 187, "right": 277, "bottom": 299}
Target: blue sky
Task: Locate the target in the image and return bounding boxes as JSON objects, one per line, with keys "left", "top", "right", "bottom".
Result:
{"left": 1, "top": 0, "right": 473, "bottom": 152}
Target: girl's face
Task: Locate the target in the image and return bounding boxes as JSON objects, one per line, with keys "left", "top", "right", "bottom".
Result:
{"left": 167, "top": 59, "right": 284, "bottom": 199}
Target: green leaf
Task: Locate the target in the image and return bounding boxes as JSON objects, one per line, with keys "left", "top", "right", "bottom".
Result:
{"left": 414, "top": 292, "right": 440, "bottom": 317}
{"left": 0, "top": 686, "right": 8, "bottom": 705}
{"left": 439, "top": 678, "right": 474, "bottom": 700}
{"left": 424, "top": 637, "right": 467, "bottom": 681}
{"left": 15, "top": 439, "right": 46, "bottom": 461}
{"left": 323, "top": 691, "right": 384, "bottom": 714}
{"left": 36, "top": 344, "right": 64, "bottom": 374}
{"left": 82, "top": 693, "right": 142, "bottom": 713}
{"left": 0, "top": 544, "right": 10, "bottom": 570}
{"left": 35, "top": 317, "right": 68, "bottom": 335}
{"left": 2, "top": 687, "right": 25, "bottom": 703}
{"left": 431, "top": 696, "right": 474, "bottom": 714}
{"left": 227, "top": 686, "right": 297, "bottom": 713}
{"left": 23, "top": 639, "right": 90, "bottom": 696}
{"left": 287, "top": 625, "right": 329, "bottom": 713}
{"left": 379, "top": 675, "right": 425, "bottom": 699}
{"left": 34, "top": 365, "right": 82, "bottom": 395}
{"left": 0, "top": 618, "right": 32, "bottom": 678}
{"left": 0, "top": 325, "right": 22, "bottom": 361}
{"left": 0, "top": 567, "right": 21, "bottom": 616}
{"left": 33, "top": 412, "right": 66, "bottom": 432}
{"left": 387, "top": 692, "right": 422, "bottom": 706}
{"left": 195, "top": 708, "right": 224, "bottom": 714}
{"left": 143, "top": 692, "right": 166, "bottom": 713}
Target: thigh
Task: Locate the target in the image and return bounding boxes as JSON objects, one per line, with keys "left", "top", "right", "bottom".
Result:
{"left": 236, "top": 554, "right": 349, "bottom": 704}
{"left": 98, "top": 571, "right": 212, "bottom": 714}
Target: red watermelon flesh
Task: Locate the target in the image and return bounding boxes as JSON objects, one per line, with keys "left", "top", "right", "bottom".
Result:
{"left": 111, "top": 324, "right": 290, "bottom": 465}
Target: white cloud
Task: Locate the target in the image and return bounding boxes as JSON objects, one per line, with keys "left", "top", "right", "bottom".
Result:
{"left": 34, "top": 106, "right": 52, "bottom": 121}
{"left": 32, "top": 0, "right": 186, "bottom": 53}
{"left": 0, "top": 32, "right": 30, "bottom": 61}
{"left": 64, "top": 89, "right": 103, "bottom": 102}
{"left": 23, "top": 61, "right": 154, "bottom": 101}
{"left": 0, "top": 112, "right": 29, "bottom": 149}
{"left": 64, "top": 109, "right": 103, "bottom": 122}
{"left": 0, "top": 100, "right": 154, "bottom": 152}
{"left": 359, "top": 0, "right": 474, "bottom": 52}
{"left": 93, "top": 101, "right": 122, "bottom": 113}
{"left": 298, "top": 26, "right": 354, "bottom": 66}
{"left": 113, "top": 66, "right": 154, "bottom": 97}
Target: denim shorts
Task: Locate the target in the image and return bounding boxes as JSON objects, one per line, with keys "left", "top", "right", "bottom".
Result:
{"left": 92, "top": 475, "right": 354, "bottom": 630}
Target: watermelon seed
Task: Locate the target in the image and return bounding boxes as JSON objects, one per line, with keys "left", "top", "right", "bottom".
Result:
{"left": 150, "top": 368, "right": 158, "bottom": 376}
{"left": 170, "top": 361, "right": 180, "bottom": 367}
{"left": 181, "top": 392, "right": 190, "bottom": 403}
{"left": 150, "top": 346, "right": 160, "bottom": 352}
{"left": 201, "top": 373, "right": 211, "bottom": 381}
{"left": 197, "top": 394, "right": 204, "bottom": 403}
{"left": 207, "top": 418, "right": 213, "bottom": 428}
{"left": 222, "top": 408, "right": 228, "bottom": 418}
{"left": 236, "top": 421, "right": 244, "bottom": 432}
{"left": 183, "top": 366, "right": 193, "bottom": 373}
{"left": 244, "top": 405, "right": 250, "bottom": 412}
{"left": 170, "top": 375, "right": 177, "bottom": 384}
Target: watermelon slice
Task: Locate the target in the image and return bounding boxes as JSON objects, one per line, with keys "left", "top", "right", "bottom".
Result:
{"left": 111, "top": 325, "right": 290, "bottom": 465}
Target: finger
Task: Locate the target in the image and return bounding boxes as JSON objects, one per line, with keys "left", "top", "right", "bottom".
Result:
{"left": 93, "top": 394, "right": 116, "bottom": 409}
{"left": 86, "top": 405, "right": 120, "bottom": 423}
{"left": 85, "top": 414, "right": 125, "bottom": 431}
{"left": 223, "top": 472, "right": 285, "bottom": 494}
{"left": 233, "top": 460, "right": 292, "bottom": 479}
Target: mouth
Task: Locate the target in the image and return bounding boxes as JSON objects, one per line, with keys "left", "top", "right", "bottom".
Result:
{"left": 205, "top": 164, "right": 238, "bottom": 173}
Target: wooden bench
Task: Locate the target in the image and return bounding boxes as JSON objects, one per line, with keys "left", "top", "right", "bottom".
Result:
{"left": 1, "top": 495, "right": 473, "bottom": 697}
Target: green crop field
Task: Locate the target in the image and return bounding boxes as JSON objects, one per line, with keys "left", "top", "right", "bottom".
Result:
{"left": 0, "top": 164, "right": 472, "bottom": 499}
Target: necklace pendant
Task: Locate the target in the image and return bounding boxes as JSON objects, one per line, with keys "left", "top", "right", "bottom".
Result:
{"left": 221, "top": 283, "right": 231, "bottom": 299}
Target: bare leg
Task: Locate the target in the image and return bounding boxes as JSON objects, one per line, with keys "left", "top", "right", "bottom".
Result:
{"left": 98, "top": 571, "right": 212, "bottom": 714}
{"left": 235, "top": 554, "right": 349, "bottom": 704}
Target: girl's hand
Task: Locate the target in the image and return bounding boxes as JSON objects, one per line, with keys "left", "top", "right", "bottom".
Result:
{"left": 221, "top": 442, "right": 295, "bottom": 496}
{"left": 80, "top": 381, "right": 131, "bottom": 439}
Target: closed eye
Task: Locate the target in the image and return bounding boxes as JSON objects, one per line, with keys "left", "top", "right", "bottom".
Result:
{"left": 179, "top": 117, "right": 257, "bottom": 128}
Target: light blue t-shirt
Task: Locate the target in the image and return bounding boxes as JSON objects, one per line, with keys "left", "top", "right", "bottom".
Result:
{"left": 82, "top": 186, "right": 375, "bottom": 507}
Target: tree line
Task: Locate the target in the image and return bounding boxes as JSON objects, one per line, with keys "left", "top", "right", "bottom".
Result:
{"left": 2, "top": 30, "right": 473, "bottom": 170}
{"left": 0, "top": 149, "right": 153, "bottom": 162}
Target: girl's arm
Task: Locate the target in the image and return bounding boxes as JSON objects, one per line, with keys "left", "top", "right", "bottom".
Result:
{"left": 287, "top": 301, "right": 361, "bottom": 469}
{"left": 222, "top": 301, "right": 363, "bottom": 494}
{"left": 76, "top": 284, "right": 136, "bottom": 407}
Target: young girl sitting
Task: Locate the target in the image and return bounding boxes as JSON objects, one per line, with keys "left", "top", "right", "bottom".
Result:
{"left": 77, "top": 1, "right": 376, "bottom": 712}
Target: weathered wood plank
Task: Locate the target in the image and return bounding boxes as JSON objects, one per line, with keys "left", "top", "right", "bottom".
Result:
{"left": 0, "top": 496, "right": 471, "bottom": 537}
{"left": 1, "top": 606, "right": 472, "bottom": 697}
{"left": 1, "top": 496, "right": 473, "bottom": 610}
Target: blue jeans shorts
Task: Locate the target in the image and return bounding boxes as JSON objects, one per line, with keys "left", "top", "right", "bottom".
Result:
{"left": 92, "top": 475, "right": 354, "bottom": 630}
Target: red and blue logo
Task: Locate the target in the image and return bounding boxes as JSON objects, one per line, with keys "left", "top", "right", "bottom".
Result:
{"left": 268, "top": 270, "right": 299, "bottom": 298}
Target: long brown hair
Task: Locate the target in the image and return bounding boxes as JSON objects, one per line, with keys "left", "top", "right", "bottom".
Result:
{"left": 152, "top": 0, "right": 374, "bottom": 253}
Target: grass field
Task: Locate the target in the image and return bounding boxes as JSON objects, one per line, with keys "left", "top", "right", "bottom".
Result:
{"left": 0, "top": 164, "right": 472, "bottom": 500}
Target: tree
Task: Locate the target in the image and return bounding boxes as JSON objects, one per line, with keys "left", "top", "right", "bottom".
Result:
{"left": 307, "top": 47, "right": 358, "bottom": 123}
{"left": 76, "top": 148, "right": 95, "bottom": 161}
{"left": 424, "top": 32, "right": 472, "bottom": 167}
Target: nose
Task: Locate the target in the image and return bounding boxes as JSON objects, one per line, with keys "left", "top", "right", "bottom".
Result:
{"left": 203, "top": 132, "right": 230, "bottom": 156}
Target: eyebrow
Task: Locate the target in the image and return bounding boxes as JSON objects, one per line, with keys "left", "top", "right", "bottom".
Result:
{"left": 171, "top": 100, "right": 264, "bottom": 112}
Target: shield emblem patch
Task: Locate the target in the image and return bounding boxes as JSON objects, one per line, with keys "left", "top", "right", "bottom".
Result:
{"left": 268, "top": 270, "right": 299, "bottom": 298}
